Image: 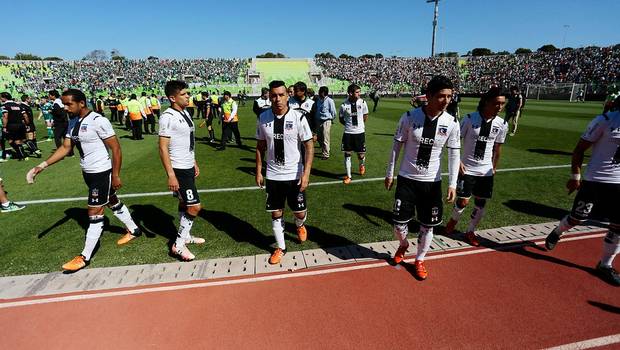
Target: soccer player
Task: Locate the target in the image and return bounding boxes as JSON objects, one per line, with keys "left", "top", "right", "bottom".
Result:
{"left": 340, "top": 84, "right": 369, "bottom": 183}
{"left": 27, "top": 89, "right": 141, "bottom": 272}
{"left": 253, "top": 87, "right": 271, "bottom": 118}
{"left": 505, "top": 86, "right": 523, "bottom": 136}
{"left": 106, "top": 93, "right": 120, "bottom": 124}
{"left": 256, "top": 80, "right": 314, "bottom": 264}
{"left": 1, "top": 92, "right": 29, "bottom": 160}
{"left": 385, "top": 75, "right": 460, "bottom": 280}
{"left": 49, "top": 90, "right": 70, "bottom": 152}
{"left": 444, "top": 87, "right": 508, "bottom": 246}
{"left": 20, "top": 94, "right": 42, "bottom": 157}
{"left": 39, "top": 96, "right": 54, "bottom": 141}
{"left": 544, "top": 108, "right": 620, "bottom": 286}
{"left": 0, "top": 177, "right": 25, "bottom": 212}
{"left": 158, "top": 80, "right": 206, "bottom": 262}
{"left": 289, "top": 81, "right": 316, "bottom": 136}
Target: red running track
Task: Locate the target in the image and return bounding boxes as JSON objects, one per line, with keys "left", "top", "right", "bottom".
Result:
{"left": 0, "top": 234, "right": 618, "bottom": 349}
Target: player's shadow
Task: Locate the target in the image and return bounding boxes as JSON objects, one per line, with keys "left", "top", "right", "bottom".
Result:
{"left": 587, "top": 301, "right": 620, "bottom": 314}
{"left": 237, "top": 166, "right": 256, "bottom": 176}
{"left": 503, "top": 200, "right": 568, "bottom": 220}
{"left": 199, "top": 209, "right": 272, "bottom": 251}
{"left": 527, "top": 148, "right": 590, "bottom": 158}
{"left": 310, "top": 168, "right": 343, "bottom": 180}
{"left": 129, "top": 204, "right": 176, "bottom": 241}
{"left": 342, "top": 204, "right": 395, "bottom": 228}
{"left": 38, "top": 207, "right": 125, "bottom": 239}
{"left": 373, "top": 133, "right": 394, "bottom": 137}
{"left": 239, "top": 157, "right": 255, "bottom": 163}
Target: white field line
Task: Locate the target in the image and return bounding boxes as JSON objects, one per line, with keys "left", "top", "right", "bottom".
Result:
{"left": 19, "top": 164, "right": 571, "bottom": 205}
{"left": 544, "top": 334, "right": 620, "bottom": 350}
{"left": 0, "top": 232, "right": 604, "bottom": 309}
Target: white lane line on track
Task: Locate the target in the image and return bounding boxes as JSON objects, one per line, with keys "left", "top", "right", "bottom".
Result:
{"left": 19, "top": 164, "right": 571, "bottom": 205}
{"left": 0, "top": 232, "right": 604, "bottom": 309}
{"left": 544, "top": 334, "right": 620, "bottom": 350}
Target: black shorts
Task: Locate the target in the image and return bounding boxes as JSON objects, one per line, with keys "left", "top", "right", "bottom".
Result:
{"left": 6, "top": 124, "right": 26, "bottom": 140}
{"left": 265, "top": 179, "right": 307, "bottom": 212}
{"left": 173, "top": 167, "right": 200, "bottom": 205}
{"left": 341, "top": 133, "right": 366, "bottom": 153}
{"left": 569, "top": 181, "right": 620, "bottom": 225}
{"left": 393, "top": 176, "right": 443, "bottom": 227}
{"left": 82, "top": 170, "right": 114, "bottom": 207}
{"left": 456, "top": 174, "right": 494, "bottom": 199}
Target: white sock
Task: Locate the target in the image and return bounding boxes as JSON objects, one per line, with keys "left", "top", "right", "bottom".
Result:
{"left": 1, "top": 201, "right": 9, "bottom": 207}
{"left": 175, "top": 213, "right": 195, "bottom": 248}
{"left": 467, "top": 206, "right": 485, "bottom": 233}
{"left": 272, "top": 216, "right": 285, "bottom": 249}
{"left": 393, "top": 223, "right": 408, "bottom": 247}
{"left": 111, "top": 203, "right": 138, "bottom": 233}
{"left": 451, "top": 204, "right": 466, "bottom": 222}
{"left": 295, "top": 212, "right": 307, "bottom": 227}
{"left": 600, "top": 231, "right": 620, "bottom": 267}
{"left": 81, "top": 215, "right": 104, "bottom": 260}
{"left": 345, "top": 155, "right": 352, "bottom": 178}
{"left": 555, "top": 216, "right": 573, "bottom": 236}
{"left": 416, "top": 226, "right": 434, "bottom": 261}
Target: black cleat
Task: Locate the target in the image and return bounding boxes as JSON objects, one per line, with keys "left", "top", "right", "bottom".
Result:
{"left": 595, "top": 262, "right": 620, "bottom": 286}
{"left": 545, "top": 230, "right": 561, "bottom": 251}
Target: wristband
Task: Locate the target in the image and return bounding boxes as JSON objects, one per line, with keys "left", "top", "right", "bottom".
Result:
{"left": 38, "top": 161, "right": 49, "bottom": 169}
{"left": 570, "top": 173, "right": 581, "bottom": 181}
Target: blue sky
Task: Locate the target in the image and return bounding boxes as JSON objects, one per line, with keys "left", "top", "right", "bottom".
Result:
{"left": 4, "top": 0, "right": 619, "bottom": 60}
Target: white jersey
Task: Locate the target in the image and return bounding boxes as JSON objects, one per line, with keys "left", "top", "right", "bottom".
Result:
{"left": 159, "top": 107, "right": 195, "bottom": 170}
{"left": 255, "top": 97, "right": 271, "bottom": 110}
{"left": 340, "top": 98, "right": 369, "bottom": 134}
{"left": 581, "top": 111, "right": 620, "bottom": 184}
{"left": 256, "top": 108, "right": 313, "bottom": 181}
{"left": 288, "top": 97, "right": 314, "bottom": 116}
{"left": 66, "top": 111, "right": 115, "bottom": 174}
{"left": 460, "top": 112, "right": 508, "bottom": 176}
{"left": 393, "top": 107, "right": 460, "bottom": 182}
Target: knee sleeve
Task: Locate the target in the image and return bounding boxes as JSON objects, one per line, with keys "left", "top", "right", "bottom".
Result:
{"left": 473, "top": 197, "right": 487, "bottom": 208}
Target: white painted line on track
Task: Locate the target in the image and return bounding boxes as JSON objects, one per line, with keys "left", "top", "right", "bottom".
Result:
{"left": 18, "top": 164, "right": 571, "bottom": 205}
{"left": 544, "top": 334, "right": 620, "bottom": 350}
{"left": 0, "top": 232, "right": 604, "bottom": 309}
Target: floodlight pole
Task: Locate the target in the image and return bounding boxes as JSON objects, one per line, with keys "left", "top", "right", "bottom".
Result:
{"left": 427, "top": 0, "right": 441, "bottom": 57}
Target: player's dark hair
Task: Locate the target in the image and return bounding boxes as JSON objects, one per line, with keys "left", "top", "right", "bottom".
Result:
{"left": 164, "top": 80, "right": 189, "bottom": 98}
{"left": 1, "top": 92, "right": 12, "bottom": 100}
{"left": 223, "top": 91, "right": 231, "bottom": 97}
{"left": 261, "top": 87, "right": 269, "bottom": 95}
{"left": 293, "top": 81, "right": 307, "bottom": 93}
{"left": 269, "top": 80, "right": 286, "bottom": 91}
{"left": 426, "top": 75, "right": 454, "bottom": 96}
{"left": 319, "top": 86, "right": 329, "bottom": 95}
{"left": 62, "top": 88, "right": 87, "bottom": 104}
{"left": 347, "top": 84, "right": 360, "bottom": 94}
{"left": 130, "top": 93, "right": 137, "bottom": 99}
{"left": 477, "top": 86, "right": 502, "bottom": 111}
{"left": 48, "top": 89, "right": 60, "bottom": 98}
{"left": 21, "top": 94, "right": 29, "bottom": 102}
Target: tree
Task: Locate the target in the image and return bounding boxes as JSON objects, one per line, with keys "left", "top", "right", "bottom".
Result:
{"left": 112, "top": 55, "right": 126, "bottom": 61}
{"left": 147, "top": 56, "right": 158, "bottom": 60}
{"left": 359, "top": 54, "right": 375, "bottom": 59}
{"left": 314, "top": 52, "right": 335, "bottom": 59}
{"left": 83, "top": 49, "right": 109, "bottom": 61}
{"left": 537, "top": 44, "right": 558, "bottom": 52}
{"left": 374, "top": 53, "right": 383, "bottom": 58}
{"left": 256, "top": 52, "right": 286, "bottom": 58}
{"left": 495, "top": 50, "right": 510, "bottom": 55}
{"left": 514, "top": 48, "right": 532, "bottom": 54}
{"left": 471, "top": 48, "right": 493, "bottom": 56}
{"left": 14, "top": 52, "right": 41, "bottom": 60}
{"left": 43, "top": 56, "right": 63, "bottom": 61}
{"left": 339, "top": 53, "right": 354, "bottom": 59}
{"left": 561, "top": 47, "right": 574, "bottom": 51}
{"left": 438, "top": 52, "right": 458, "bottom": 57}
{"left": 0, "top": 55, "right": 10, "bottom": 60}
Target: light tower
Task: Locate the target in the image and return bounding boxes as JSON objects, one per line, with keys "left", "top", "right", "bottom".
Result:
{"left": 427, "top": 0, "right": 441, "bottom": 57}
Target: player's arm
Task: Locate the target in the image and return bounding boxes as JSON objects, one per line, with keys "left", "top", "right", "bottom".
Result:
{"left": 229, "top": 101, "right": 238, "bottom": 121}
{"left": 103, "top": 136, "right": 123, "bottom": 190}
{"left": 338, "top": 105, "right": 345, "bottom": 125}
{"left": 492, "top": 143, "right": 502, "bottom": 174}
{"left": 253, "top": 100, "right": 261, "bottom": 117}
{"left": 567, "top": 138, "right": 592, "bottom": 194}
{"left": 22, "top": 110, "right": 30, "bottom": 125}
{"left": 362, "top": 101, "right": 369, "bottom": 122}
{"left": 300, "top": 138, "right": 314, "bottom": 192}
{"left": 385, "top": 140, "right": 403, "bottom": 190}
{"left": 158, "top": 136, "right": 179, "bottom": 191}
{"left": 27, "top": 137, "right": 73, "bottom": 183}
{"left": 2, "top": 111, "right": 7, "bottom": 131}
{"left": 255, "top": 139, "right": 266, "bottom": 188}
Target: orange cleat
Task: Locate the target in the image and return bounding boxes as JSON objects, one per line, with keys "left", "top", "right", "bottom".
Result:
{"left": 414, "top": 260, "right": 428, "bottom": 280}
{"left": 171, "top": 244, "right": 195, "bottom": 261}
{"left": 359, "top": 164, "right": 366, "bottom": 176}
{"left": 296, "top": 225, "right": 307, "bottom": 243}
{"left": 117, "top": 228, "right": 141, "bottom": 245}
{"left": 269, "top": 248, "right": 285, "bottom": 265}
{"left": 343, "top": 176, "right": 352, "bottom": 185}
{"left": 393, "top": 243, "right": 409, "bottom": 264}
{"left": 464, "top": 231, "right": 480, "bottom": 247}
{"left": 444, "top": 219, "right": 457, "bottom": 235}
{"left": 62, "top": 255, "right": 88, "bottom": 272}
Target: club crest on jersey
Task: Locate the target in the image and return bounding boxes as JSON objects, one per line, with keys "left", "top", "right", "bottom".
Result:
{"left": 492, "top": 126, "right": 499, "bottom": 134}
{"left": 285, "top": 121, "right": 294, "bottom": 130}
{"left": 438, "top": 126, "right": 448, "bottom": 136}
{"left": 80, "top": 123, "right": 88, "bottom": 132}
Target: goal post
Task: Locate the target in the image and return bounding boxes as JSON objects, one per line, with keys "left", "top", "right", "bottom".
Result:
{"left": 525, "top": 83, "right": 585, "bottom": 101}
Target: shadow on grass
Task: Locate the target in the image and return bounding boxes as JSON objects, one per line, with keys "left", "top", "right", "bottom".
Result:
{"left": 311, "top": 168, "right": 343, "bottom": 180}
{"left": 373, "top": 133, "right": 394, "bottom": 137}
{"left": 527, "top": 148, "right": 590, "bottom": 158}
{"left": 38, "top": 207, "right": 125, "bottom": 239}
{"left": 199, "top": 209, "right": 273, "bottom": 251}
{"left": 503, "top": 200, "right": 569, "bottom": 220}
{"left": 237, "top": 166, "right": 256, "bottom": 176}
{"left": 129, "top": 204, "right": 176, "bottom": 242}
{"left": 342, "top": 204, "right": 393, "bottom": 227}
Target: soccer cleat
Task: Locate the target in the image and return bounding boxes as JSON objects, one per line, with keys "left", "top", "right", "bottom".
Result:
{"left": 393, "top": 243, "right": 409, "bottom": 264}
{"left": 595, "top": 262, "right": 620, "bottom": 286}
{"left": 117, "top": 228, "right": 141, "bottom": 245}
{"left": 269, "top": 248, "right": 285, "bottom": 265}
{"left": 185, "top": 235, "right": 206, "bottom": 244}
{"left": 1, "top": 202, "right": 26, "bottom": 213}
{"left": 171, "top": 244, "right": 195, "bottom": 261}
{"left": 545, "top": 230, "right": 561, "bottom": 251}
{"left": 413, "top": 260, "right": 428, "bottom": 280}
{"left": 464, "top": 231, "right": 480, "bottom": 247}
{"left": 62, "top": 255, "right": 88, "bottom": 272}
{"left": 359, "top": 164, "right": 366, "bottom": 175}
{"left": 444, "top": 219, "right": 457, "bottom": 234}
{"left": 343, "top": 176, "right": 352, "bottom": 185}
{"left": 296, "top": 225, "right": 307, "bottom": 243}
{"left": 0, "top": 158, "right": 7, "bottom": 163}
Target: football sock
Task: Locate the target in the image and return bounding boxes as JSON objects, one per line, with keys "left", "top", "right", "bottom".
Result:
{"left": 175, "top": 213, "right": 195, "bottom": 248}
{"left": 344, "top": 155, "right": 352, "bottom": 178}
{"left": 111, "top": 203, "right": 138, "bottom": 232}
{"left": 416, "top": 226, "right": 434, "bottom": 261}
{"left": 451, "top": 203, "right": 466, "bottom": 222}
{"left": 467, "top": 206, "right": 486, "bottom": 233}
{"left": 294, "top": 212, "right": 306, "bottom": 227}
{"left": 272, "top": 216, "right": 285, "bottom": 250}
{"left": 47, "top": 127, "right": 53, "bottom": 138}
{"left": 359, "top": 155, "right": 365, "bottom": 167}
{"left": 600, "top": 230, "right": 619, "bottom": 267}
{"left": 81, "top": 215, "right": 104, "bottom": 260}
{"left": 555, "top": 216, "right": 573, "bottom": 236}
{"left": 393, "top": 223, "right": 408, "bottom": 246}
